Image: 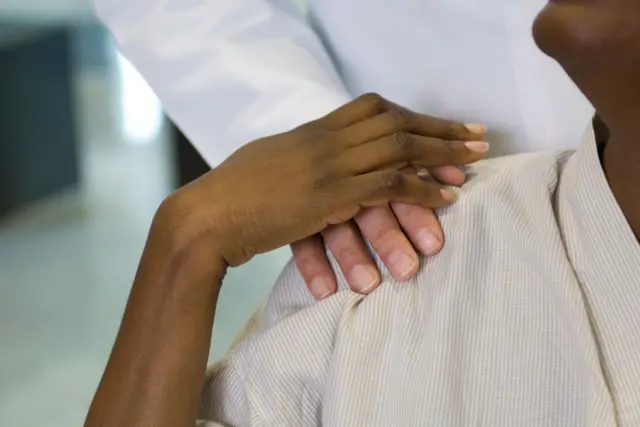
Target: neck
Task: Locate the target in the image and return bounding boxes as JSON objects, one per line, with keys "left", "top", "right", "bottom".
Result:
{"left": 565, "top": 57, "right": 640, "bottom": 240}
{"left": 594, "top": 80, "right": 640, "bottom": 241}
{"left": 602, "top": 132, "right": 640, "bottom": 240}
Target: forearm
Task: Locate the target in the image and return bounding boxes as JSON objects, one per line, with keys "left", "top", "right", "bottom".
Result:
{"left": 85, "top": 219, "right": 227, "bottom": 427}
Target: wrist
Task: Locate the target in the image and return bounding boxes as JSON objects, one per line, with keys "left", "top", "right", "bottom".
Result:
{"left": 149, "top": 196, "right": 229, "bottom": 292}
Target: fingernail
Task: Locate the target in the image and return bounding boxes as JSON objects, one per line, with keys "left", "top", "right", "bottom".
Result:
{"left": 416, "top": 167, "right": 430, "bottom": 180}
{"left": 464, "top": 141, "right": 490, "bottom": 153}
{"left": 309, "top": 277, "right": 333, "bottom": 300}
{"left": 388, "top": 251, "right": 418, "bottom": 279}
{"left": 464, "top": 123, "right": 487, "bottom": 134}
{"left": 415, "top": 229, "right": 442, "bottom": 256}
{"left": 441, "top": 188, "right": 457, "bottom": 202}
{"left": 349, "top": 265, "right": 379, "bottom": 294}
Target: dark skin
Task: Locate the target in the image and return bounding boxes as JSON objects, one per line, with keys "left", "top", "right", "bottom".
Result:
{"left": 85, "top": 3, "right": 640, "bottom": 425}
{"left": 534, "top": 0, "right": 640, "bottom": 239}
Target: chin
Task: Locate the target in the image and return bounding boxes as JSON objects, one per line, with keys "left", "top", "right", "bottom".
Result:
{"left": 532, "top": 2, "right": 610, "bottom": 68}
{"left": 532, "top": 3, "right": 573, "bottom": 62}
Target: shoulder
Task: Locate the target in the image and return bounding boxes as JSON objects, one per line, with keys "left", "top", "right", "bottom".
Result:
{"left": 209, "top": 149, "right": 572, "bottom": 346}
{"left": 264, "top": 150, "right": 574, "bottom": 317}
{"left": 437, "top": 150, "right": 571, "bottom": 229}
{"left": 200, "top": 150, "right": 576, "bottom": 424}
{"left": 461, "top": 149, "right": 572, "bottom": 194}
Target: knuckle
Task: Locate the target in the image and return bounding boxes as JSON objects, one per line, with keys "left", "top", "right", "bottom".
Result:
{"left": 393, "top": 201, "right": 431, "bottom": 222}
{"left": 356, "top": 207, "right": 403, "bottom": 247}
{"left": 388, "top": 107, "right": 412, "bottom": 128}
{"left": 438, "top": 138, "right": 456, "bottom": 161}
{"left": 367, "top": 225, "right": 402, "bottom": 248}
{"left": 391, "top": 132, "right": 414, "bottom": 151}
{"left": 324, "top": 224, "right": 361, "bottom": 250}
{"left": 446, "top": 122, "right": 463, "bottom": 139}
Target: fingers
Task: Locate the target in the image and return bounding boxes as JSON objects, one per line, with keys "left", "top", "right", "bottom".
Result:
{"left": 355, "top": 205, "right": 419, "bottom": 281}
{"left": 314, "top": 92, "right": 486, "bottom": 144}
{"left": 403, "top": 165, "right": 465, "bottom": 187}
{"left": 291, "top": 235, "right": 337, "bottom": 300}
{"left": 346, "top": 169, "right": 458, "bottom": 209}
{"left": 391, "top": 202, "right": 444, "bottom": 256}
{"left": 342, "top": 133, "right": 489, "bottom": 174}
{"left": 322, "top": 222, "right": 381, "bottom": 294}
{"left": 337, "top": 107, "right": 486, "bottom": 148}
{"left": 428, "top": 166, "right": 466, "bottom": 187}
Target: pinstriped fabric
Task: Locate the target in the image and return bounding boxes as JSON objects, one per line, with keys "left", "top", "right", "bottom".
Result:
{"left": 558, "top": 130, "right": 640, "bottom": 425}
{"left": 198, "top": 128, "right": 639, "bottom": 427}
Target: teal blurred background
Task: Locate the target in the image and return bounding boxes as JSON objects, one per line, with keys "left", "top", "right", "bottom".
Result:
{"left": 0, "top": 3, "right": 289, "bottom": 424}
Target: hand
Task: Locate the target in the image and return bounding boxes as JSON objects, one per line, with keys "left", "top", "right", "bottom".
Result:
{"left": 290, "top": 94, "right": 487, "bottom": 298}
{"left": 155, "top": 93, "right": 487, "bottom": 274}
{"left": 84, "top": 101, "right": 486, "bottom": 427}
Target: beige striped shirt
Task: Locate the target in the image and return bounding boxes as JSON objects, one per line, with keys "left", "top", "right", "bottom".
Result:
{"left": 198, "top": 128, "right": 640, "bottom": 426}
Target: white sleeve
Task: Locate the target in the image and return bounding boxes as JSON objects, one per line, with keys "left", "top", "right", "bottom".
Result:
{"left": 93, "top": 0, "right": 351, "bottom": 165}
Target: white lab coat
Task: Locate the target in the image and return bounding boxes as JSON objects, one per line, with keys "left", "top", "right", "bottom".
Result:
{"left": 94, "top": 0, "right": 595, "bottom": 166}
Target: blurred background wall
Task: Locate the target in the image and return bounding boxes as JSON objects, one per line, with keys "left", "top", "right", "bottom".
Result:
{"left": 0, "top": 1, "right": 290, "bottom": 424}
